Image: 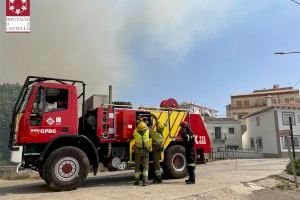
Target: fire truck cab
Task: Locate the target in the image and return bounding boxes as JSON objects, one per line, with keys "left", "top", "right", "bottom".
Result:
{"left": 9, "top": 76, "right": 211, "bottom": 191}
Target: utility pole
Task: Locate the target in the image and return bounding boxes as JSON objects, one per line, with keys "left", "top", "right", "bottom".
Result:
{"left": 289, "top": 117, "right": 296, "bottom": 159}
{"left": 286, "top": 135, "right": 299, "bottom": 188}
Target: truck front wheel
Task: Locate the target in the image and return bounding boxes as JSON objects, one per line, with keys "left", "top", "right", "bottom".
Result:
{"left": 163, "top": 145, "right": 187, "bottom": 179}
{"left": 43, "top": 146, "right": 90, "bottom": 191}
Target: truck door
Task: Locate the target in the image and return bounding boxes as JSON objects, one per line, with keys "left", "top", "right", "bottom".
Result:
{"left": 29, "top": 86, "right": 73, "bottom": 143}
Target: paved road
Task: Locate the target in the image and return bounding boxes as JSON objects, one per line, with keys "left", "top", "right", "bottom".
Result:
{"left": 0, "top": 159, "right": 290, "bottom": 200}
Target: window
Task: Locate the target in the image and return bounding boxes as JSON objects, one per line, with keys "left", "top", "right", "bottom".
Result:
{"left": 30, "top": 87, "right": 45, "bottom": 126}
{"left": 45, "top": 88, "right": 68, "bottom": 112}
{"left": 298, "top": 115, "right": 300, "bottom": 124}
{"left": 214, "top": 127, "right": 221, "bottom": 139}
{"left": 244, "top": 100, "right": 250, "bottom": 107}
{"left": 284, "top": 98, "right": 290, "bottom": 103}
{"left": 282, "top": 136, "right": 300, "bottom": 149}
{"left": 250, "top": 137, "right": 255, "bottom": 149}
{"left": 256, "top": 137, "right": 263, "bottom": 149}
{"left": 237, "top": 101, "right": 242, "bottom": 108}
{"left": 262, "top": 99, "right": 266, "bottom": 106}
{"left": 290, "top": 97, "right": 295, "bottom": 101}
{"left": 238, "top": 113, "right": 247, "bottom": 119}
{"left": 255, "top": 99, "right": 261, "bottom": 106}
{"left": 256, "top": 117, "right": 260, "bottom": 126}
{"left": 282, "top": 112, "right": 295, "bottom": 125}
{"left": 272, "top": 98, "right": 277, "bottom": 104}
{"left": 229, "top": 128, "right": 235, "bottom": 134}
{"left": 20, "top": 87, "right": 33, "bottom": 113}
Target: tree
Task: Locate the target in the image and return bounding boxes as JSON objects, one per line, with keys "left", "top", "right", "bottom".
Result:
{"left": 0, "top": 84, "right": 21, "bottom": 165}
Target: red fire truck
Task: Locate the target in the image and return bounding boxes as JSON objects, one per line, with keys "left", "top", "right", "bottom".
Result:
{"left": 8, "top": 76, "right": 211, "bottom": 191}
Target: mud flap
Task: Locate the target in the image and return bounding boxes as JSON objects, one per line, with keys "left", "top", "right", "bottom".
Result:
{"left": 10, "top": 146, "right": 23, "bottom": 163}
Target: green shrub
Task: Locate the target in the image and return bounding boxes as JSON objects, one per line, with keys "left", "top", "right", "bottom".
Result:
{"left": 286, "top": 158, "right": 300, "bottom": 176}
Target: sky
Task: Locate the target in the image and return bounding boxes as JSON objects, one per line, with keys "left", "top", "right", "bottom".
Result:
{"left": 1, "top": 0, "right": 300, "bottom": 116}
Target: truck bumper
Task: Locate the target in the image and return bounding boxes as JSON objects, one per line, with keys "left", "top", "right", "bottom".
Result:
{"left": 10, "top": 146, "right": 23, "bottom": 163}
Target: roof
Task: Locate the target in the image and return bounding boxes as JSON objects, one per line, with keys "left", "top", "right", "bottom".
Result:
{"left": 180, "top": 102, "right": 218, "bottom": 112}
{"left": 231, "top": 89, "right": 299, "bottom": 98}
{"left": 204, "top": 117, "right": 240, "bottom": 124}
{"left": 245, "top": 102, "right": 300, "bottom": 118}
{"left": 253, "top": 86, "right": 293, "bottom": 93}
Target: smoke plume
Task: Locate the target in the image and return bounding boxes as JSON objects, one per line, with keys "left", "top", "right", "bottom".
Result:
{"left": 0, "top": 0, "right": 234, "bottom": 96}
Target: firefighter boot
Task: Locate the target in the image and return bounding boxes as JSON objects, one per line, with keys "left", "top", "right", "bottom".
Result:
{"left": 152, "top": 176, "right": 163, "bottom": 184}
{"left": 142, "top": 172, "right": 148, "bottom": 186}
{"left": 134, "top": 178, "right": 140, "bottom": 186}
{"left": 156, "top": 175, "right": 163, "bottom": 183}
{"left": 142, "top": 179, "right": 147, "bottom": 186}
{"left": 185, "top": 166, "right": 195, "bottom": 184}
{"left": 152, "top": 177, "right": 158, "bottom": 183}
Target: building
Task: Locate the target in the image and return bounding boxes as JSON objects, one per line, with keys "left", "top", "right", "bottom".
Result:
{"left": 226, "top": 84, "right": 300, "bottom": 133}
{"left": 242, "top": 103, "right": 300, "bottom": 158}
{"left": 205, "top": 117, "right": 242, "bottom": 150}
{"left": 227, "top": 85, "right": 300, "bottom": 121}
{"left": 180, "top": 102, "right": 218, "bottom": 117}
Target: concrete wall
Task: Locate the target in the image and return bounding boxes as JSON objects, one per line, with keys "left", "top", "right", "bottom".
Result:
{"left": 242, "top": 129, "right": 250, "bottom": 149}
{"left": 245, "top": 109, "right": 278, "bottom": 154}
{"left": 205, "top": 120, "right": 242, "bottom": 149}
{"left": 276, "top": 108, "right": 300, "bottom": 154}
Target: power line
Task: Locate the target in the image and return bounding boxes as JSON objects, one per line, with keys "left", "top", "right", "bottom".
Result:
{"left": 274, "top": 52, "right": 300, "bottom": 55}
{"left": 290, "top": 0, "right": 300, "bottom": 5}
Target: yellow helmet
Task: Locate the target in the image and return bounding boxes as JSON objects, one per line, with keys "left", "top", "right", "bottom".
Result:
{"left": 156, "top": 122, "right": 164, "bottom": 132}
{"left": 137, "top": 121, "right": 148, "bottom": 131}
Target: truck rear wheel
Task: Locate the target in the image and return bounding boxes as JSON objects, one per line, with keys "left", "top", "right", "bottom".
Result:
{"left": 39, "top": 170, "right": 44, "bottom": 180}
{"left": 43, "top": 146, "right": 90, "bottom": 191}
{"left": 163, "top": 145, "right": 187, "bottom": 179}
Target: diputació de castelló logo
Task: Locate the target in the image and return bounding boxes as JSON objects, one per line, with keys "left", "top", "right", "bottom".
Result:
{"left": 6, "top": 0, "right": 30, "bottom": 33}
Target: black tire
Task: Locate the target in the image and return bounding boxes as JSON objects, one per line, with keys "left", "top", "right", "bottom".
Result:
{"left": 163, "top": 145, "right": 187, "bottom": 179}
{"left": 43, "top": 146, "right": 90, "bottom": 191}
{"left": 39, "top": 170, "right": 44, "bottom": 180}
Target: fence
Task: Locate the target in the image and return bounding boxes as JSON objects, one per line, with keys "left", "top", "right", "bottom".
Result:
{"left": 209, "top": 148, "right": 263, "bottom": 160}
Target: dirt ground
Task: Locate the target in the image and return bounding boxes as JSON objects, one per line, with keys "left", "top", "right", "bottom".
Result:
{"left": 0, "top": 158, "right": 298, "bottom": 200}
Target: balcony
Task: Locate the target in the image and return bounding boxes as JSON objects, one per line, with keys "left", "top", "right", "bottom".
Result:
{"left": 229, "top": 104, "right": 266, "bottom": 109}
{"left": 213, "top": 138, "right": 226, "bottom": 143}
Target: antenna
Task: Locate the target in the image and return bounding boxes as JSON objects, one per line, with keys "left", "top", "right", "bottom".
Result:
{"left": 294, "top": 80, "right": 300, "bottom": 87}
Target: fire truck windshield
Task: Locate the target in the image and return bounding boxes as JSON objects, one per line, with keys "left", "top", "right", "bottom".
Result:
{"left": 18, "top": 86, "right": 32, "bottom": 113}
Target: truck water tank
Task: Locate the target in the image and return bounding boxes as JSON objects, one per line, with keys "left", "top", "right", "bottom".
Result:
{"left": 85, "top": 94, "right": 109, "bottom": 111}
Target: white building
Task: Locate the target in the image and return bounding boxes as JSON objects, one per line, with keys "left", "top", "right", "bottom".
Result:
{"left": 205, "top": 117, "right": 242, "bottom": 150}
{"left": 180, "top": 102, "right": 217, "bottom": 117}
{"left": 243, "top": 104, "right": 300, "bottom": 158}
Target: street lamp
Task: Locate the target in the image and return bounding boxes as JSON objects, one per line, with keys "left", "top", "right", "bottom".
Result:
{"left": 274, "top": 51, "right": 300, "bottom": 55}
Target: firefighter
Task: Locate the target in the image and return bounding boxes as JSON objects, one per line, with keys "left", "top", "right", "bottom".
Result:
{"left": 151, "top": 120, "right": 164, "bottom": 183}
{"left": 180, "top": 121, "right": 196, "bottom": 184}
{"left": 133, "top": 121, "right": 152, "bottom": 186}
